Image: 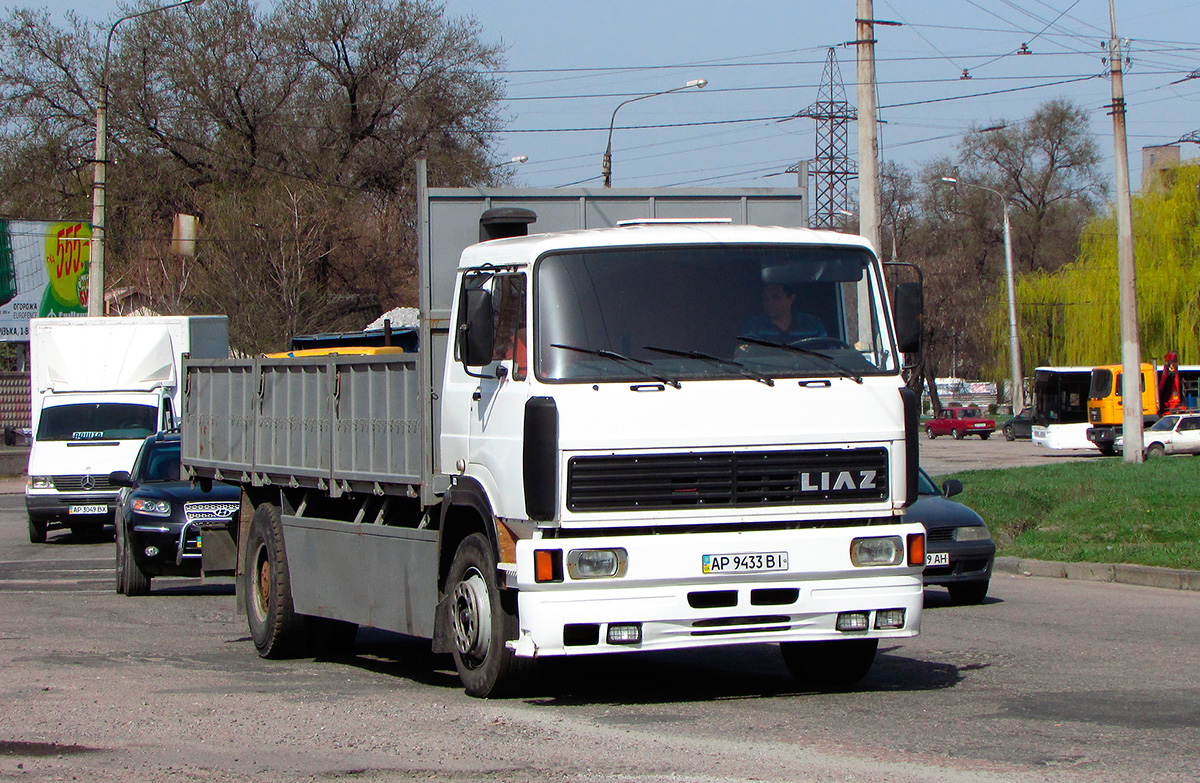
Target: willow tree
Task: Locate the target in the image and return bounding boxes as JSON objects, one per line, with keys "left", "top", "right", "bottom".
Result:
{"left": 1014, "top": 164, "right": 1200, "bottom": 367}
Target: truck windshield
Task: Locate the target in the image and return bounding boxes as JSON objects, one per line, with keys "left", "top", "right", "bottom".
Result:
{"left": 37, "top": 402, "right": 158, "bottom": 442}
{"left": 535, "top": 244, "right": 896, "bottom": 383}
{"left": 1089, "top": 368, "right": 1113, "bottom": 400}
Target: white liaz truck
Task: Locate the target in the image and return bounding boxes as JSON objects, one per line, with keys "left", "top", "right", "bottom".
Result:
{"left": 181, "top": 160, "right": 926, "bottom": 697}
{"left": 25, "top": 316, "right": 229, "bottom": 543}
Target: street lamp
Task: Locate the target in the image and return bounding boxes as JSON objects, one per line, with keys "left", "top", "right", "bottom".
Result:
{"left": 601, "top": 79, "right": 706, "bottom": 188}
{"left": 89, "top": 0, "right": 204, "bottom": 317}
{"left": 941, "top": 176, "right": 1025, "bottom": 413}
{"left": 501, "top": 155, "right": 529, "bottom": 166}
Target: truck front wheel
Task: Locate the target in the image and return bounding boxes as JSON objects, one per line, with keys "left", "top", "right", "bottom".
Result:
{"left": 447, "top": 533, "right": 528, "bottom": 697}
{"left": 780, "top": 639, "right": 878, "bottom": 691}
{"left": 244, "top": 503, "right": 307, "bottom": 658}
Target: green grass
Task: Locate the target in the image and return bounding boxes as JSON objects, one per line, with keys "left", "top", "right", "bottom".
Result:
{"left": 935, "top": 458, "right": 1200, "bottom": 571}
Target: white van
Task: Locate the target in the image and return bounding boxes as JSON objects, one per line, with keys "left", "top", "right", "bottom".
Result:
{"left": 25, "top": 316, "right": 227, "bottom": 543}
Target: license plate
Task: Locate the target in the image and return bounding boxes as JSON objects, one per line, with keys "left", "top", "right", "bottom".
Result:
{"left": 925, "top": 552, "right": 950, "bottom": 567}
{"left": 69, "top": 504, "right": 107, "bottom": 515}
{"left": 702, "top": 552, "right": 788, "bottom": 574}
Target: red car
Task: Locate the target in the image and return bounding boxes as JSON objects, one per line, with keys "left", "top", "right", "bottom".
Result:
{"left": 925, "top": 405, "right": 996, "bottom": 440}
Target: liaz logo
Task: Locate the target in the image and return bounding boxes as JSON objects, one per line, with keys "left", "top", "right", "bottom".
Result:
{"left": 796, "top": 470, "right": 878, "bottom": 492}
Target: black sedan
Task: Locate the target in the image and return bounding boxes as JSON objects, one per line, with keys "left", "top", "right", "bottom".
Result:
{"left": 1002, "top": 407, "right": 1034, "bottom": 441}
{"left": 908, "top": 468, "right": 995, "bottom": 604}
{"left": 110, "top": 432, "right": 240, "bottom": 595}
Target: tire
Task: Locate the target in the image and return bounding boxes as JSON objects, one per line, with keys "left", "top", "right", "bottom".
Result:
{"left": 948, "top": 580, "right": 989, "bottom": 605}
{"left": 952, "top": 428, "right": 963, "bottom": 440}
{"left": 979, "top": 433, "right": 990, "bottom": 441}
{"left": 1003, "top": 426, "right": 1015, "bottom": 442}
{"left": 447, "top": 532, "right": 529, "bottom": 698}
{"left": 1097, "top": 444, "right": 1117, "bottom": 457}
{"left": 244, "top": 502, "right": 308, "bottom": 658}
{"left": 780, "top": 638, "right": 879, "bottom": 691}
{"left": 1146, "top": 443, "right": 1165, "bottom": 460}
{"left": 925, "top": 425, "right": 936, "bottom": 440}
{"left": 27, "top": 515, "right": 47, "bottom": 544}
{"left": 116, "top": 518, "right": 151, "bottom": 596}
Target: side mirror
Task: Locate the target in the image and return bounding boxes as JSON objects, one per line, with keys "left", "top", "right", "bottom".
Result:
{"left": 941, "top": 478, "right": 963, "bottom": 498}
{"left": 459, "top": 287, "right": 495, "bottom": 367}
{"left": 893, "top": 282, "right": 923, "bottom": 354}
{"left": 109, "top": 470, "right": 134, "bottom": 488}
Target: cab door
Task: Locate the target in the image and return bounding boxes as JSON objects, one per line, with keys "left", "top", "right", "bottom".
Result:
{"left": 1174, "top": 416, "right": 1200, "bottom": 454}
{"left": 466, "top": 272, "right": 531, "bottom": 519}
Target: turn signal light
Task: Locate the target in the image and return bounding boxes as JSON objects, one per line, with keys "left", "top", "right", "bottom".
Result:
{"left": 534, "top": 549, "right": 563, "bottom": 583}
{"left": 907, "top": 533, "right": 926, "bottom": 567}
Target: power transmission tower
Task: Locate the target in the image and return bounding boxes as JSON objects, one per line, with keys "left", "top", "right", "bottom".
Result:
{"left": 797, "top": 48, "right": 857, "bottom": 230}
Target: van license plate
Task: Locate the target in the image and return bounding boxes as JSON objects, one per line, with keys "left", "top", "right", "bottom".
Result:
{"left": 925, "top": 552, "right": 950, "bottom": 566}
{"left": 702, "top": 552, "right": 788, "bottom": 574}
{"left": 69, "top": 504, "right": 107, "bottom": 515}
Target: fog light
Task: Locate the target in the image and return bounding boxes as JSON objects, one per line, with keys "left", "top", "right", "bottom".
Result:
{"left": 850, "top": 536, "right": 903, "bottom": 566}
{"left": 567, "top": 548, "right": 627, "bottom": 579}
{"left": 144, "top": 546, "right": 159, "bottom": 557}
{"left": 607, "top": 623, "right": 641, "bottom": 645}
{"left": 874, "top": 608, "right": 906, "bottom": 629}
{"left": 837, "top": 611, "right": 870, "bottom": 632}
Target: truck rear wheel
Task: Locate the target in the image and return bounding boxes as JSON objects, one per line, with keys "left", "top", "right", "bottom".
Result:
{"left": 244, "top": 502, "right": 307, "bottom": 658}
{"left": 447, "top": 533, "right": 528, "bottom": 698}
{"left": 780, "top": 639, "right": 878, "bottom": 691}
{"left": 27, "top": 515, "right": 47, "bottom": 544}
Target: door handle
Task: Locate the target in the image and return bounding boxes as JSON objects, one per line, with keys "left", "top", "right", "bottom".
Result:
{"left": 472, "top": 390, "right": 482, "bottom": 401}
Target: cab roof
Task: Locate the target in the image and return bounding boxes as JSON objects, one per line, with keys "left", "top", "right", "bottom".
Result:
{"left": 457, "top": 221, "right": 876, "bottom": 269}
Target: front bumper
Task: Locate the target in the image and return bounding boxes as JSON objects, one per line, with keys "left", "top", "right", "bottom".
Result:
{"left": 25, "top": 491, "right": 117, "bottom": 523}
{"left": 922, "top": 540, "right": 995, "bottom": 587}
{"left": 130, "top": 517, "right": 214, "bottom": 576}
{"left": 511, "top": 524, "right": 924, "bottom": 657}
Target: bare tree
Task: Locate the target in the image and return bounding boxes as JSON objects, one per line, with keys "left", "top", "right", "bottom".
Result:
{"left": 0, "top": 0, "right": 505, "bottom": 348}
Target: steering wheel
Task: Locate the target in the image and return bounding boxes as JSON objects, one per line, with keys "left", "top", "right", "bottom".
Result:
{"left": 790, "top": 337, "right": 854, "bottom": 351}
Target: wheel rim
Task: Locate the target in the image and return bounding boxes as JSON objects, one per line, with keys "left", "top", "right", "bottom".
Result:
{"left": 452, "top": 567, "right": 492, "bottom": 664}
{"left": 254, "top": 544, "right": 271, "bottom": 619}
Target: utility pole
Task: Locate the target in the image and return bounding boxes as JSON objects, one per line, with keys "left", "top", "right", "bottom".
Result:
{"left": 1108, "top": 0, "right": 1144, "bottom": 463}
{"left": 855, "top": 0, "right": 880, "bottom": 253}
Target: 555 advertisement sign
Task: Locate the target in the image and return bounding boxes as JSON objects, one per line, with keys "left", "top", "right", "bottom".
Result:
{"left": 0, "top": 220, "right": 90, "bottom": 340}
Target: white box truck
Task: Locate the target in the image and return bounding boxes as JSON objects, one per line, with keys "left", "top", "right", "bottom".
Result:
{"left": 25, "top": 316, "right": 228, "bottom": 543}
{"left": 181, "top": 160, "right": 925, "bottom": 697}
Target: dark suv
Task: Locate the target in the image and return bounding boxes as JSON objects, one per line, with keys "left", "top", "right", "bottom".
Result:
{"left": 110, "top": 432, "right": 240, "bottom": 595}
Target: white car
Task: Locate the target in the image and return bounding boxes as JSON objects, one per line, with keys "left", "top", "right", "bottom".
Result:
{"left": 1115, "top": 413, "right": 1200, "bottom": 458}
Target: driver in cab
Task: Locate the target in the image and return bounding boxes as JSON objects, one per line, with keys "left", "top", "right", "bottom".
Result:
{"left": 739, "top": 283, "right": 826, "bottom": 346}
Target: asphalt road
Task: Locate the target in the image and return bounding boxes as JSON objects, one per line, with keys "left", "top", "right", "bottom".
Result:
{"left": 2, "top": 494, "right": 1199, "bottom": 782}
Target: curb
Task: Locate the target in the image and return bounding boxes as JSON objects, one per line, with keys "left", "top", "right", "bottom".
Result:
{"left": 995, "top": 556, "right": 1200, "bottom": 592}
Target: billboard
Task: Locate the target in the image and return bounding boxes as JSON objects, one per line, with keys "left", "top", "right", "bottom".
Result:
{"left": 0, "top": 220, "right": 90, "bottom": 340}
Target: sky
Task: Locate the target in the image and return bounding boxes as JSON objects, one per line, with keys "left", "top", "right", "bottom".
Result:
{"left": 29, "top": 0, "right": 1200, "bottom": 193}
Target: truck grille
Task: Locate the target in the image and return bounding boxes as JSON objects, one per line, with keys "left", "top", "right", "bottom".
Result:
{"left": 566, "top": 448, "right": 889, "bottom": 512}
{"left": 51, "top": 474, "right": 118, "bottom": 492}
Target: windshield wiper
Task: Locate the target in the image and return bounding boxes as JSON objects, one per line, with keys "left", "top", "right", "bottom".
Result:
{"left": 642, "top": 345, "right": 774, "bottom": 386}
{"left": 550, "top": 344, "right": 681, "bottom": 389}
{"left": 735, "top": 335, "right": 863, "bottom": 384}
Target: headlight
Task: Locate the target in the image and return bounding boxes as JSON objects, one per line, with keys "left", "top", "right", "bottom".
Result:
{"left": 567, "top": 548, "right": 628, "bottom": 579}
{"left": 131, "top": 498, "right": 172, "bottom": 516}
{"left": 849, "top": 536, "right": 903, "bottom": 566}
{"left": 29, "top": 476, "right": 54, "bottom": 489}
{"left": 955, "top": 525, "right": 992, "bottom": 542}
